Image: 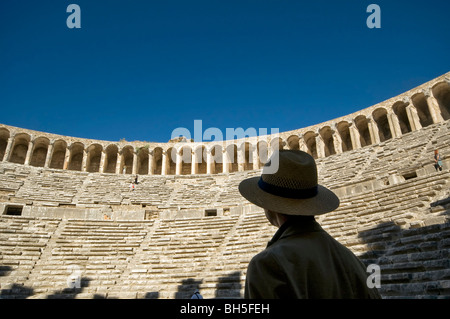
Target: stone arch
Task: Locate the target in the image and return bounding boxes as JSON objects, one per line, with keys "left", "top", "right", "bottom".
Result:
{"left": 0, "top": 128, "right": 10, "bottom": 161}
{"left": 136, "top": 146, "right": 149, "bottom": 175}
{"left": 86, "top": 144, "right": 103, "bottom": 173}
{"left": 411, "top": 93, "right": 434, "bottom": 127}
{"left": 319, "top": 126, "right": 335, "bottom": 157}
{"left": 152, "top": 147, "right": 163, "bottom": 175}
{"left": 104, "top": 144, "right": 118, "bottom": 174}
{"left": 336, "top": 121, "right": 352, "bottom": 152}
{"left": 286, "top": 135, "right": 300, "bottom": 150}
{"left": 49, "top": 139, "right": 67, "bottom": 169}
{"left": 257, "top": 140, "right": 269, "bottom": 168}
{"left": 431, "top": 82, "right": 450, "bottom": 120}
{"left": 166, "top": 147, "right": 176, "bottom": 175}
{"left": 68, "top": 142, "right": 84, "bottom": 171}
{"left": 372, "top": 108, "right": 392, "bottom": 142}
{"left": 354, "top": 115, "right": 372, "bottom": 147}
{"left": 210, "top": 144, "right": 223, "bottom": 174}
{"left": 120, "top": 145, "right": 134, "bottom": 174}
{"left": 226, "top": 144, "right": 238, "bottom": 173}
{"left": 269, "top": 137, "right": 284, "bottom": 153}
{"left": 241, "top": 142, "right": 253, "bottom": 171}
{"left": 180, "top": 145, "right": 193, "bottom": 175}
{"left": 197, "top": 145, "right": 208, "bottom": 174}
{"left": 30, "top": 136, "right": 50, "bottom": 167}
{"left": 303, "top": 131, "right": 317, "bottom": 159}
{"left": 392, "top": 101, "right": 412, "bottom": 134}
{"left": 10, "top": 133, "right": 31, "bottom": 164}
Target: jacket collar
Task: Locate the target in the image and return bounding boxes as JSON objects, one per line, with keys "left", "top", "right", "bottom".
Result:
{"left": 267, "top": 216, "right": 323, "bottom": 248}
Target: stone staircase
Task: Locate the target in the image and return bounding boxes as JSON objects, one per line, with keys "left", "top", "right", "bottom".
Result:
{"left": 24, "top": 219, "right": 152, "bottom": 298}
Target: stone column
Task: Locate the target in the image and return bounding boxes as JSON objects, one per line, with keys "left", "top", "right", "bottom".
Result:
{"left": 252, "top": 144, "right": 259, "bottom": 170}
{"left": 298, "top": 134, "right": 308, "bottom": 153}
{"left": 405, "top": 104, "right": 422, "bottom": 131}
{"left": 161, "top": 151, "right": 168, "bottom": 176}
{"left": 148, "top": 150, "right": 154, "bottom": 175}
{"left": 81, "top": 149, "right": 88, "bottom": 172}
{"left": 331, "top": 128, "right": 343, "bottom": 155}
{"left": 349, "top": 124, "right": 361, "bottom": 150}
{"left": 367, "top": 117, "right": 380, "bottom": 145}
{"left": 2, "top": 136, "right": 15, "bottom": 162}
{"left": 175, "top": 150, "right": 182, "bottom": 175}
{"left": 315, "top": 133, "right": 325, "bottom": 158}
{"left": 132, "top": 150, "right": 138, "bottom": 175}
{"left": 191, "top": 151, "right": 198, "bottom": 175}
{"left": 99, "top": 150, "right": 106, "bottom": 173}
{"left": 425, "top": 90, "right": 444, "bottom": 124}
{"left": 44, "top": 141, "right": 54, "bottom": 168}
{"left": 387, "top": 110, "right": 402, "bottom": 138}
{"left": 24, "top": 139, "right": 34, "bottom": 166}
{"left": 115, "top": 151, "right": 122, "bottom": 174}
{"left": 222, "top": 148, "right": 229, "bottom": 173}
{"left": 205, "top": 148, "right": 212, "bottom": 174}
{"left": 63, "top": 146, "right": 71, "bottom": 170}
{"left": 237, "top": 144, "right": 245, "bottom": 172}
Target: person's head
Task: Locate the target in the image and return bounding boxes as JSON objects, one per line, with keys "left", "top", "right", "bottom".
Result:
{"left": 239, "top": 150, "right": 339, "bottom": 221}
{"left": 435, "top": 149, "right": 439, "bottom": 155}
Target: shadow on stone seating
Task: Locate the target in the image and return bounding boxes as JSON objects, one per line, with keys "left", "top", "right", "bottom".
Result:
{"left": 46, "top": 277, "right": 93, "bottom": 299}
{"left": 0, "top": 266, "right": 35, "bottom": 299}
{"left": 215, "top": 271, "right": 242, "bottom": 299}
{"left": 431, "top": 196, "right": 450, "bottom": 218}
{"left": 175, "top": 278, "right": 203, "bottom": 299}
{"left": 144, "top": 291, "right": 159, "bottom": 299}
{"left": 357, "top": 218, "right": 450, "bottom": 298}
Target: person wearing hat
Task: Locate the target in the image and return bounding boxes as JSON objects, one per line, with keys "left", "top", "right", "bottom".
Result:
{"left": 239, "top": 150, "right": 381, "bottom": 299}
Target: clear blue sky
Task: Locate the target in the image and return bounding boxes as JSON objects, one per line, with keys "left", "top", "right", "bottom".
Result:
{"left": 0, "top": 1, "right": 449, "bottom": 143}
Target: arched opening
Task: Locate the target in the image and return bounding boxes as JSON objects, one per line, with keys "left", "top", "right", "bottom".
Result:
{"left": 0, "top": 128, "right": 10, "bottom": 161}
{"left": 336, "top": 121, "right": 352, "bottom": 152}
{"left": 86, "top": 144, "right": 102, "bottom": 173}
{"left": 104, "top": 144, "right": 118, "bottom": 173}
{"left": 167, "top": 147, "right": 176, "bottom": 175}
{"left": 354, "top": 116, "right": 372, "bottom": 147}
{"left": 137, "top": 146, "right": 149, "bottom": 175}
{"left": 319, "top": 126, "right": 335, "bottom": 157}
{"left": 152, "top": 147, "right": 163, "bottom": 175}
{"left": 10, "top": 133, "right": 31, "bottom": 164}
{"left": 30, "top": 137, "right": 50, "bottom": 167}
{"left": 120, "top": 146, "right": 134, "bottom": 174}
{"left": 210, "top": 145, "right": 223, "bottom": 174}
{"left": 432, "top": 82, "right": 450, "bottom": 121}
{"left": 49, "top": 140, "right": 67, "bottom": 169}
{"left": 372, "top": 108, "right": 392, "bottom": 142}
{"left": 392, "top": 101, "right": 411, "bottom": 134}
{"left": 68, "top": 142, "right": 84, "bottom": 171}
{"left": 243, "top": 142, "right": 253, "bottom": 171}
{"left": 303, "top": 131, "right": 317, "bottom": 159}
{"left": 180, "top": 145, "right": 193, "bottom": 175}
{"left": 411, "top": 93, "right": 433, "bottom": 127}
{"left": 287, "top": 135, "right": 300, "bottom": 150}
{"left": 195, "top": 145, "right": 207, "bottom": 174}
{"left": 226, "top": 144, "right": 238, "bottom": 173}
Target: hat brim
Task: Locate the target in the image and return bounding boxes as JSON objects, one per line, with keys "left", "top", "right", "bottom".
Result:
{"left": 238, "top": 177, "right": 340, "bottom": 216}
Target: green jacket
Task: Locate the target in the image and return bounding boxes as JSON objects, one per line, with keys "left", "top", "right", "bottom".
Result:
{"left": 244, "top": 217, "right": 381, "bottom": 299}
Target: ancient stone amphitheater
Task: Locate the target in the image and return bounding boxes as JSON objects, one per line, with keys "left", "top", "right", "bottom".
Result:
{"left": 0, "top": 72, "right": 449, "bottom": 299}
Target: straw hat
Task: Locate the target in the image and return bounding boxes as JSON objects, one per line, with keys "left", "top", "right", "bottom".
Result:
{"left": 238, "top": 150, "right": 339, "bottom": 216}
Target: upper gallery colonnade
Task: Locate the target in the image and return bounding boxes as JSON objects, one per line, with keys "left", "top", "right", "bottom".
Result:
{"left": 0, "top": 73, "right": 449, "bottom": 176}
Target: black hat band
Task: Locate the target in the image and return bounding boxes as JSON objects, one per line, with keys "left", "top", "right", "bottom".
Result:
{"left": 258, "top": 177, "right": 318, "bottom": 199}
